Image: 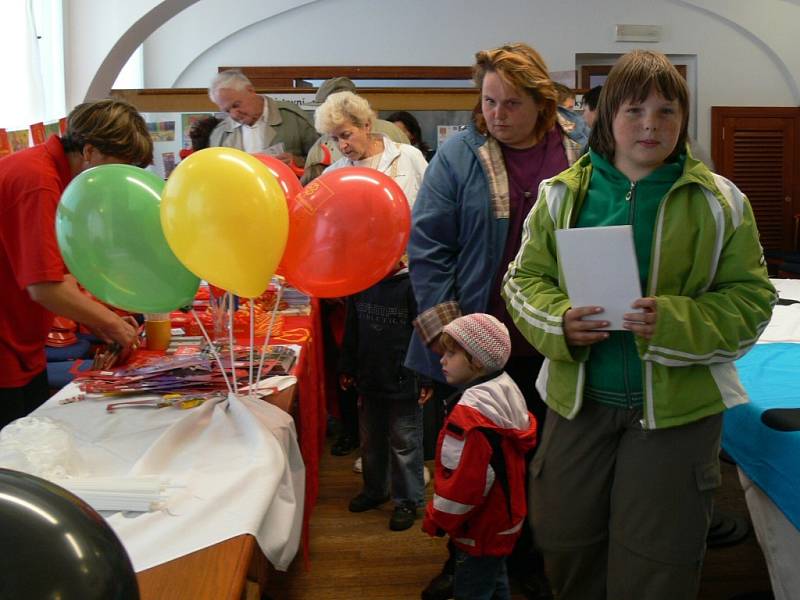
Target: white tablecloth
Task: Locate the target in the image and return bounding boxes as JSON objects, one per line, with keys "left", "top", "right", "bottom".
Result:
{"left": 0, "top": 382, "right": 305, "bottom": 572}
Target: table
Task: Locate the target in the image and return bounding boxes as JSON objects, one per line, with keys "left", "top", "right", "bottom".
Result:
{"left": 135, "top": 300, "right": 328, "bottom": 597}
{"left": 721, "top": 279, "right": 800, "bottom": 600}
{"left": 137, "top": 534, "right": 265, "bottom": 600}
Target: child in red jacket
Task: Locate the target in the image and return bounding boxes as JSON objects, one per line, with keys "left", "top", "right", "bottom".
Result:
{"left": 423, "top": 313, "right": 537, "bottom": 600}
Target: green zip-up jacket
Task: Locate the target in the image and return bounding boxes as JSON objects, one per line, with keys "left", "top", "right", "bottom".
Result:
{"left": 502, "top": 148, "right": 776, "bottom": 429}
{"left": 576, "top": 150, "right": 683, "bottom": 408}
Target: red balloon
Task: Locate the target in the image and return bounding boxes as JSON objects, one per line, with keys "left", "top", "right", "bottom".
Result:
{"left": 251, "top": 153, "right": 303, "bottom": 204}
{"left": 281, "top": 167, "right": 411, "bottom": 298}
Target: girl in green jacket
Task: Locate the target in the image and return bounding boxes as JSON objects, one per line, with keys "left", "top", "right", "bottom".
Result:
{"left": 502, "top": 50, "right": 775, "bottom": 600}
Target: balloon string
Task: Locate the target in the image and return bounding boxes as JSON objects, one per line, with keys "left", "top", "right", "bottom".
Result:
{"left": 255, "top": 277, "right": 285, "bottom": 386}
{"left": 249, "top": 300, "right": 255, "bottom": 393}
{"left": 190, "top": 308, "right": 233, "bottom": 395}
{"left": 228, "top": 293, "right": 238, "bottom": 395}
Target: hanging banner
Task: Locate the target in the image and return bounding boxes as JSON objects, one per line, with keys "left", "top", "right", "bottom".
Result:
{"left": 44, "top": 122, "right": 61, "bottom": 138}
{"left": 8, "top": 129, "right": 29, "bottom": 152}
{"left": 0, "top": 129, "right": 11, "bottom": 158}
{"left": 30, "top": 122, "right": 46, "bottom": 145}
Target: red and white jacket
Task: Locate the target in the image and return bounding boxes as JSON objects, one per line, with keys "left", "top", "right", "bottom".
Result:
{"left": 423, "top": 372, "right": 537, "bottom": 556}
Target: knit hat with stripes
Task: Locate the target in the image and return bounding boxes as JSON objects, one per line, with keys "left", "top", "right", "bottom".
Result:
{"left": 442, "top": 313, "right": 511, "bottom": 372}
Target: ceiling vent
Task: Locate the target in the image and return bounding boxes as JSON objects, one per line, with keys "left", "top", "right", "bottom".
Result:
{"left": 615, "top": 24, "right": 662, "bottom": 43}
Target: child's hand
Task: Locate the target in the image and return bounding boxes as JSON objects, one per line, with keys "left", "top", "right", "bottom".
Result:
{"left": 623, "top": 297, "right": 658, "bottom": 339}
{"left": 564, "top": 306, "right": 609, "bottom": 346}
{"left": 339, "top": 374, "right": 354, "bottom": 390}
{"left": 418, "top": 385, "right": 434, "bottom": 406}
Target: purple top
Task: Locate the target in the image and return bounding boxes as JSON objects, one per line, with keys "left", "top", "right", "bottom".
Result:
{"left": 487, "top": 126, "right": 568, "bottom": 356}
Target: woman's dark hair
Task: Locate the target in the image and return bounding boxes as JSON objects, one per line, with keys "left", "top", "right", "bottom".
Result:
{"left": 582, "top": 85, "right": 603, "bottom": 111}
{"left": 189, "top": 116, "right": 221, "bottom": 151}
{"left": 386, "top": 111, "right": 432, "bottom": 157}
{"left": 386, "top": 111, "right": 422, "bottom": 144}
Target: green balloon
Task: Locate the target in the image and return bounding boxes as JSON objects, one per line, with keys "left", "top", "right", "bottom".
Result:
{"left": 56, "top": 164, "right": 199, "bottom": 313}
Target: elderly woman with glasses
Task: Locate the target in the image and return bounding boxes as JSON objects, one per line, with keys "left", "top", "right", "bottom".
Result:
{"left": 314, "top": 91, "right": 428, "bottom": 206}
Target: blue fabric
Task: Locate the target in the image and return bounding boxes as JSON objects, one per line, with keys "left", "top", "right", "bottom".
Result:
{"left": 46, "top": 360, "right": 92, "bottom": 389}
{"left": 723, "top": 343, "right": 800, "bottom": 529}
{"left": 45, "top": 338, "right": 91, "bottom": 362}
{"left": 358, "top": 392, "right": 425, "bottom": 507}
{"left": 406, "top": 125, "right": 508, "bottom": 381}
{"left": 453, "top": 549, "right": 511, "bottom": 600}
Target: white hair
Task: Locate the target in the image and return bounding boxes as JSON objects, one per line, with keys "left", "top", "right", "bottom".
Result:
{"left": 209, "top": 69, "right": 253, "bottom": 102}
{"left": 314, "top": 91, "right": 376, "bottom": 135}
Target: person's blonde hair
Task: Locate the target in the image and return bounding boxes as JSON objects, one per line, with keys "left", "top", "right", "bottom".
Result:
{"left": 472, "top": 42, "right": 558, "bottom": 141}
{"left": 61, "top": 99, "right": 153, "bottom": 167}
{"left": 314, "top": 91, "right": 376, "bottom": 135}
{"left": 589, "top": 50, "right": 689, "bottom": 163}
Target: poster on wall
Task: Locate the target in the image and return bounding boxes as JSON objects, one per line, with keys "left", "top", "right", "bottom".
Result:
{"left": 437, "top": 125, "right": 461, "bottom": 148}
{"left": 8, "top": 130, "right": 30, "bottom": 152}
{"left": 181, "top": 113, "right": 213, "bottom": 149}
{"left": 0, "top": 129, "right": 11, "bottom": 158}
{"left": 147, "top": 120, "right": 176, "bottom": 142}
{"left": 44, "top": 122, "right": 61, "bottom": 138}
{"left": 30, "top": 123, "right": 46, "bottom": 145}
{"left": 142, "top": 112, "right": 183, "bottom": 179}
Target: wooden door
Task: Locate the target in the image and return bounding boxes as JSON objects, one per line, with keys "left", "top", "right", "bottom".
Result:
{"left": 711, "top": 107, "right": 800, "bottom": 252}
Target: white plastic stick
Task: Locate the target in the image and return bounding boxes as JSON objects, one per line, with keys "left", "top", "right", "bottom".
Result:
{"left": 190, "top": 308, "right": 233, "bottom": 395}
{"left": 255, "top": 277, "right": 285, "bottom": 385}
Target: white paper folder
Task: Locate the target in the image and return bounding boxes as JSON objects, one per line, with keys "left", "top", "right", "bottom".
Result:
{"left": 555, "top": 225, "right": 643, "bottom": 330}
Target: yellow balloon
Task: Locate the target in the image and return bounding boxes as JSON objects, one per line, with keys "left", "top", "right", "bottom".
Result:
{"left": 160, "top": 147, "right": 289, "bottom": 298}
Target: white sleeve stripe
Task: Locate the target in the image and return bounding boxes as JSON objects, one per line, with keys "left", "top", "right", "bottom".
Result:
{"left": 498, "top": 520, "right": 525, "bottom": 535}
{"left": 483, "top": 465, "right": 495, "bottom": 496}
{"left": 644, "top": 319, "right": 769, "bottom": 365}
{"left": 433, "top": 494, "right": 474, "bottom": 515}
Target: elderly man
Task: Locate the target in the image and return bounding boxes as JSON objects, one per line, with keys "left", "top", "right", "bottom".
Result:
{"left": 208, "top": 69, "right": 319, "bottom": 166}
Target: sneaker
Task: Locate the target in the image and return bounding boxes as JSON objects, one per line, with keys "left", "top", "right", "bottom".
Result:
{"left": 389, "top": 502, "right": 417, "bottom": 531}
{"left": 420, "top": 572, "right": 454, "bottom": 600}
{"left": 423, "top": 465, "right": 431, "bottom": 486}
{"left": 331, "top": 434, "right": 358, "bottom": 456}
{"left": 353, "top": 456, "right": 362, "bottom": 473}
{"left": 348, "top": 492, "right": 389, "bottom": 513}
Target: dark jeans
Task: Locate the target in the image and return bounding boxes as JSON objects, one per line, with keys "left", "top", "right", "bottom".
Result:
{"left": 0, "top": 370, "right": 50, "bottom": 429}
{"left": 359, "top": 393, "right": 425, "bottom": 506}
{"left": 321, "top": 300, "right": 359, "bottom": 440}
{"left": 453, "top": 549, "right": 511, "bottom": 600}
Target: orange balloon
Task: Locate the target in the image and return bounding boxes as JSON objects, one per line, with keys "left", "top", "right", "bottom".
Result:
{"left": 251, "top": 153, "right": 303, "bottom": 206}
{"left": 281, "top": 167, "right": 410, "bottom": 298}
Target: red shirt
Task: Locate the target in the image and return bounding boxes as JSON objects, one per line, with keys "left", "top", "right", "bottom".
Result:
{"left": 0, "top": 136, "right": 72, "bottom": 387}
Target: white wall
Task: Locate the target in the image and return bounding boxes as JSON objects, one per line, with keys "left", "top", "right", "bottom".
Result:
{"left": 65, "top": 0, "right": 800, "bottom": 151}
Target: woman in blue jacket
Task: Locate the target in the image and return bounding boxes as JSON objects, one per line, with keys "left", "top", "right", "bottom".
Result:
{"left": 407, "top": 42, "right": 586, "bottom": 600}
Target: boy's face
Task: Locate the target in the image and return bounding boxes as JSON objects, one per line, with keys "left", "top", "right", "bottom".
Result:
{"left": 440, "top": 347, "right": 481, "bottom": 386}
{"left": 612, "top": 89, "right": 682, "bottom": 181}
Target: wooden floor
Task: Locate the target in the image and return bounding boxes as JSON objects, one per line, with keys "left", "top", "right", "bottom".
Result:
{"left": 264, "top": 440, "right": 774, "bottom": 600}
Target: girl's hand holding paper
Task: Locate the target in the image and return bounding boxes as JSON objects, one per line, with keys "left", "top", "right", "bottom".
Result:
{"left": 564, "top": 306, "right": 610, "bottom": 346}
{"left": 623, "top": 297, "right": 658, "bottom": 339}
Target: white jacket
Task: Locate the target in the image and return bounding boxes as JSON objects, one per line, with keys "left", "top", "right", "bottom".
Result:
{"left": 324, "top": 134, "right": 428, "bottom": 207}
